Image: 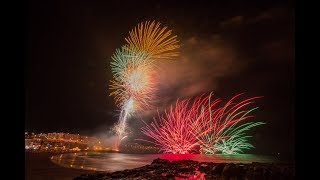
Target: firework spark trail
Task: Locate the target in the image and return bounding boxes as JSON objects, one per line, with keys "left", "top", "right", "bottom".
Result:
{"left": 109, "top": 21, "right": 180, "bottom": 147}
{"left": 140, "top": 99, "right": 201, "bottom": 154}
{"left": 141, "top": 93, "right": 265, "bottom": 154}
{"left": 213, "top": 121, "right": 265, "bottom": 154}
{"left": 194, "top": 94, "right": 265, "bottom": 154}
{"left": 125, "top": 21, "right": 180, "bottom": 60}
{"left": 109, "top": 48, "right": 154, "bottom": 111}
{"left": 140, "top": 94, "right": 214, "bottom": 154}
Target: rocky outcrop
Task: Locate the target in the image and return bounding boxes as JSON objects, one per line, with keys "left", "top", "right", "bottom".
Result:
{"left": 74, "top": 158, "right": 295, "bottom": 179}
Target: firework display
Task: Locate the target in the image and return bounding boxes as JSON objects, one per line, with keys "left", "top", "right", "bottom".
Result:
{"left": 109, "top": 21, "right": 265, "bottom": 154}
{"left": 109, "top": 21, "right": 180, "bottom": 145}
{"left": 141, "top": 93, "right": 265, "bottom": 154}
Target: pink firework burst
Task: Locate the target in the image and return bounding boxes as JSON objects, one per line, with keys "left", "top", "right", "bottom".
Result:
{"left": 141, "top": 93, "right": 262, "bottom": 154}
{"left": 140, "top": 95, "right": 209, "bottom": 154}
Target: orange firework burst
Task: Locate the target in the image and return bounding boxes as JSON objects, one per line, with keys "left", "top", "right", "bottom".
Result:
{"left": 125, "top": 21, "right": 180, "bottom": 60}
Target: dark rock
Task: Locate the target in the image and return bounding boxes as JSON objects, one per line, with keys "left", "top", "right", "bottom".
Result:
{"left": 149, "top": 163, "right": 163, "bottom": 168}
{"left": 109, "top": 171, "right": 127, "bottom": 179}
{"left": 235, "top": 164, "right": 246, "bottom": 178}
{"left": 252, "top": 162, "right": 260, "bottom": 166}
{"left": 179, "top": 167, "right": 195, "bottom": 173}
{"left": 211, "top": 163, "right": 225, "bottom": 175}
{"left": 222, "top": 163, "right": 237, "bottom": 177}
{"left": 95, "top": 173, "right": 107, "bottom": 178}
{"left": 166, "top": 174, "right": 175, "bottom": 179}
{"left": 175, "top": 159, "right": 198, "bottom": 165}
{"left": 154, "top": 169, "right": 164, "bottom": 175}
{"left": 151, "top": 158, "right": 170, "bottom": 165}
{"left": 198, "top": 163, "right": 211, "bottom": 173}
{"left": 262, "top": 167, "right": 272, "bottom": 179}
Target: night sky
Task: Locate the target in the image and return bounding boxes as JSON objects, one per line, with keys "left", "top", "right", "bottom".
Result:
{"left": 25, "top": 0, "right": 294, "bottom": 157}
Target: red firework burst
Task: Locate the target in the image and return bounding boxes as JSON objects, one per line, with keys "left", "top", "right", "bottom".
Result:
{"left": 141, "top": 93, "right": 262, "bottom": 154}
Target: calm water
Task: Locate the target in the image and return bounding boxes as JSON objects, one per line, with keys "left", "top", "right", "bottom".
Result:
{"left": 51, "top": 152, "right": 280, "bottom": 172}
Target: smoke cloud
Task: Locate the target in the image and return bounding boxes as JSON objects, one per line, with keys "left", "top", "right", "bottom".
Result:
{"left": 138, "top": 35, "right": 244, "bottom": 119}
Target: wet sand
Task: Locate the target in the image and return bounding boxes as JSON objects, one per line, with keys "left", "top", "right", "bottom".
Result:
{"left": 25, "top": 152, "right": 94, "bottom": 180}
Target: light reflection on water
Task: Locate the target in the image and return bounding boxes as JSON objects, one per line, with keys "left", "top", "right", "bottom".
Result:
{"left": 50, "top": 152, "right": 279, "bottom": 172}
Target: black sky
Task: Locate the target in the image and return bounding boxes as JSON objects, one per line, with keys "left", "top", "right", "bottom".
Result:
{"left": 25, "top": 0, "right": 294, "bottom": 157}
